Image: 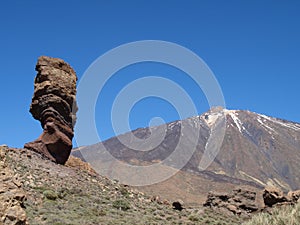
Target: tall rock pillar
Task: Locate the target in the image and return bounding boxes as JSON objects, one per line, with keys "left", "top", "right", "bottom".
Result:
{"left": 24, "top": 56, "right": 78, "bottom": 164}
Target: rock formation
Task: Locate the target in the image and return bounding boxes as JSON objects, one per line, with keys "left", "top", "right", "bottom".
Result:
{"left": 263, "top": 186, "right": 300, "bottom": 207}
{"left": 204, "top": 188, "right": 259, "bottom": 215}
{"left": 24, "top": 56, "right": 77, "bottom": 164}
{"left": 262, "top": 186, "right": 287, "bottom": 207}
{"left": 287, "top": 190, "right": 300, "bottom": 203}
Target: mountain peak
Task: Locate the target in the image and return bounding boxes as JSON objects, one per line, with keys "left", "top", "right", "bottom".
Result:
{"left": 75, "top": 108, "right": 300, "bottom": 190}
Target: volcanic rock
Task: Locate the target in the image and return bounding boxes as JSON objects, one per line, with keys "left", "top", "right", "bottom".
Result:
{"left": 262, "top": 186, "right": 300, "bottom": 207}
{"left": 262, "top": 186, "right": 287, "bottom": 207}
{"left": 24, "top": 56, "right": 77, "bottom": 164}
{"left": 74, "top": 107, "right": 300, "bottom": 209}
{"left": 203, "top": 188, "right": 259, "bottom": 215}
{"left": 0, "top": 146, "right": 27, "bottom": 225}
{"left": 287, "top": 190, "right": 300, "bottom": 203}
{"left": 172, "top": 199, "right": 184, "bottom": 211}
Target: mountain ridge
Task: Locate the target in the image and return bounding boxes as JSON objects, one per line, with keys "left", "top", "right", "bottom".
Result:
{"left": 73, "top": 108, "right": 300, "bottom": 203}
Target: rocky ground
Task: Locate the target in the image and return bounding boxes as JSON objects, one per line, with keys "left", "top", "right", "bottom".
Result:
{"left": 0, "top": 147, "right": 27, "bottom": 224}
{"left": 0, "top": 145, "right": 248, "bottom": 225}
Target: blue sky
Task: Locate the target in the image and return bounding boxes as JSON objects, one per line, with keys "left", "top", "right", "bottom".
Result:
{"left": 0, "top": 1, "right": 299, "bottom": 148}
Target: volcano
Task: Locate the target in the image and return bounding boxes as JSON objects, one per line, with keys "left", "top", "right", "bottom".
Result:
{"left": 72, "top": 108, "right": 300, "bottom": 203}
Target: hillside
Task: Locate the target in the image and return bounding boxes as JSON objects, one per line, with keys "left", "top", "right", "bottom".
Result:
{"left": 0, "top": 145, "right": 246, "bottom": 225}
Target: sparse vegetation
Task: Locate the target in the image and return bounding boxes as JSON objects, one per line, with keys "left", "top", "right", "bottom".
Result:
{"left": 244, "top": 202, "right": 300, "bottom": 225}
{"left": 43, "top": 189, "right": 58, "bottom": 200}
{"left": 112, "top": 199, "right": 131, "bottom": 211}
{"left": 188, "top": 214, "right": 200, "bottom": 222}
{"left": 1, "top": 147, "right": 248, "bottom": 224}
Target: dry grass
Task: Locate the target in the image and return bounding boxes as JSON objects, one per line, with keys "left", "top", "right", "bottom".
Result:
{"left": 244, "top": 202, "right": 300, "bottom": 225}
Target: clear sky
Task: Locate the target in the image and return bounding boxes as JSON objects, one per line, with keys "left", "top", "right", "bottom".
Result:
{"left": 0, "top": 1, "right": 299, "bottom": 148}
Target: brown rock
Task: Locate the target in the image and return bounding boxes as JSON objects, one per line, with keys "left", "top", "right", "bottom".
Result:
{"left": 232, "top": 188, "right": 258, "bottom": 212}
{"left": 66, "top": 156, "right": 97, "bottom": 175}
{"left": 287, "top": 190, "right": 300, "bottom": 203}
{"left": 4, "top": 205, "right": 27, "bottom": 225}
{"left": 263, "top": 186, "right": 288, "bottom": 207}
{"left": 227, "top": 204, "right": 240, "bottom": 214}
{"left": 1, "top": 148, "right": 27, "bottom": 225}
{"left": 204, "top": 188, "right": 258, "bottom": 215}
{"left": 204, "top": 191, "right": 229, "bottom": 207}
{"left": 262, "top": 187, "right": 300, "bottom": 209}
{"left": 24, "top": 56, "right": 78, "bottom": 165}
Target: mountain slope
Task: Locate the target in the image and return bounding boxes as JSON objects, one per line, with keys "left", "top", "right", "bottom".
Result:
{"left": 74, "top": 108, "right": 300, "bottom": 203}
{"left": 207, "top": 109, "right": 300, "bottom": 190}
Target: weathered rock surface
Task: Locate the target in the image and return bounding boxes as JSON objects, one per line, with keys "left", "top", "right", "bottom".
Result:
{"left": 263, "top": 186, "right": 300, "bottom": 207}
{"left": 24, "top": 56, "right": 77, "bottom": 164}
{"left": 0, "top": 146, "right": 27, "bottom": 225}
{"left": 287, "top": 190, "right": 300, "bottom": 203}
{"left": 263, "top": 186, "right": 287, "bottom": 207}
{"left": 203, "top": 188, "right": 259, "bottom": 215}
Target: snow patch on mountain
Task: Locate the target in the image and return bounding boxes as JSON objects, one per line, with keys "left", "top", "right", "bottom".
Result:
{"left": 224, "top": 110, "right": 243, "bottom": 133}
{"left": 260, "top": 114, "right": 300, "bottom": 131}
{"left": 257, "top": 117, "right": 276, "bottom": 133}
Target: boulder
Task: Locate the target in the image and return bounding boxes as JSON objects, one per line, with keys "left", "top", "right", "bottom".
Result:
{"left": 263, "top": 186, "right": 287, "bottom": 207}
{"left": 287, "top": 190, "right": 300, "bottom": 203}
{"left": 172, "top": 199, "right": 184, "bottom": 211}
{"left": 24, "top": 56, "right": 77, "bottom": 165}
{"left": 262, "top": 187, "right": 300, "bottom": 209}
{"left": 203, "top": 188, "right": 258, "bottom": 215}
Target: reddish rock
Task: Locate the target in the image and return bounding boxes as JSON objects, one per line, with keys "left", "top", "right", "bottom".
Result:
{"left": 24, "top": 56, "right": 77, "bottom": 165}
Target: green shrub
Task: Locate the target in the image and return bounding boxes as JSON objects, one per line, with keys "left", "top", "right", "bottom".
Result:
{"left": 112, "top": 199, "right": 131, "bottom": 211}
{"left": 119, "top": 186, "right": 129, "bottom": 197}
{"left": 43, "top": 190, "right": 58, "bottom": 200}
